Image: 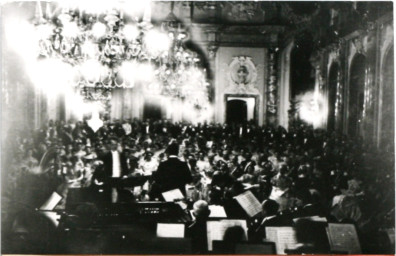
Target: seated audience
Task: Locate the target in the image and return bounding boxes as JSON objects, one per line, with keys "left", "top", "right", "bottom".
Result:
{"left": 2, "top": 118, "right": 394, "bottom": 254}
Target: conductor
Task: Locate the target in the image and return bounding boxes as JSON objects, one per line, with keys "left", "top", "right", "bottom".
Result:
{"left": 151, "top": 142, "right": 192, "bottom": 200}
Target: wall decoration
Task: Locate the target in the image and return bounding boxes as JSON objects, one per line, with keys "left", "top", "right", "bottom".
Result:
{"left": 226, "top": 56, "right": 259, "bottom": 94}
{"left": 267, "top": 49, "right": 278, "bottom": 124}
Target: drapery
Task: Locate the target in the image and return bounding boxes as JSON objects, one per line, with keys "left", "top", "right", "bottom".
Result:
{"left": 110, "top": 88, "right": 138, "bottom": 120}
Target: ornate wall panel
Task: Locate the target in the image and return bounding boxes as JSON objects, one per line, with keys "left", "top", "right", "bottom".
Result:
{"left": 377, "top": 20, "right": 394, "bottom": 148}
{"left": 215, "top": 47, "right": 267, "bottom": 125}
{"left": 266, "top": 49, "right": 278, "bottom": 125}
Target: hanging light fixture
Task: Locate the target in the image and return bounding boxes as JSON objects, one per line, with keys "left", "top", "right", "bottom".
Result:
{"left": 33, "top": 0, "right": 210, "bottom": 102}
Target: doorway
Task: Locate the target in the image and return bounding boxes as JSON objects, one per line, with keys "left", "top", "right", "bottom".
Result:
{"left": 225, "top": 95, "right": 257, "bottom": 124}
{"left": 143, "top": 99, "right": 162, "bottom": 120}
{"left": 226, "top": 100, "right": 247, "bottom": 124}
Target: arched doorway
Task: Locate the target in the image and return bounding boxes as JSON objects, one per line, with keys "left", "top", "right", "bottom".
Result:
{"left": 348, "top": 54, "right": 366, "bottom": 136}
{"left": 380, "top": 46, "right": 394, "bottom": 152}
{"left": 328, "top": 63, "right": 339, "bottom": 131}
{"left": 226, "top": 99, "right": 248, "bottom": 124}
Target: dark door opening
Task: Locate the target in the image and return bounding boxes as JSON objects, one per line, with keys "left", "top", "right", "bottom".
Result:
{"left": 143, "top": 102, "right": 162, "bottom": 121}
{"left": 226, "top": 99, "right": 248, "bottom": 124}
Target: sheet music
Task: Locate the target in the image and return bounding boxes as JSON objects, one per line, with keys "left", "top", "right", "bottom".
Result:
{"left": 293, "top": 215, "right": 327, "bottom": 223}
{"left": 265, "top": 226, "right": 298, "bottom": 254}
{"left": 176, "top": 201, "right": 188, "bottom": 210}
{"left": 39, "top": 192, "right": 63, "bottom": 211}
{"left": 206, "top": 219, "right": 247, "bottom": 251}
{"left": 327, "top": 223, "right": 361, "bottom": 254}
{"left": 233, "top": 190, "right": 262, "bottom": 217}
{"left": 39, "top": 211, "right": 61, "bottom": 227}
{"left": 162, "top": 189, "right": 184, "bottom": 202}
{"left": 209, "top": 205, "right": 227, "bottom": 218}
{"left": 157, "top": 223, "right": 185, "bottom": 238}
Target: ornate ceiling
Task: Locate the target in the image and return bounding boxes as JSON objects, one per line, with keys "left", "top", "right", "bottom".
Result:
{"left": 3, "top": 1, "right": 393, "bottom": 50}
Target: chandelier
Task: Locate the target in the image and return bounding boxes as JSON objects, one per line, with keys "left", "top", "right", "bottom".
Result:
{"left": 33, "top": 1, "right": 210, "bottom": 102}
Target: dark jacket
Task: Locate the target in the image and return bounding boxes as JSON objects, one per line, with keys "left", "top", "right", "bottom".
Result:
{"left": 186, "top": 219, "right": 208, "bottom": 254}
{"left": 152, "top": 157, "right": 192, "bottom": 198}
{"left": 98, "top": 151, "right": 129, "bottom": 181}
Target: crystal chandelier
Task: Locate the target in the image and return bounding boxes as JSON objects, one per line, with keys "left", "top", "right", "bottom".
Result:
{"left": 33, "top": 1, "right": 210, "bottom": 101}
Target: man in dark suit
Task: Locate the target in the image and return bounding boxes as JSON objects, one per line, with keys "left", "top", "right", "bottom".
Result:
{"left": 94, "top": 139, "right": 129, "bottom": 203}
{"left": 151, "top": 142, "right": 192, "bottom": 200}
{"left": 250, "top": 199, "right": 287, "bottom": 241}
{"left": 186, "top": 200, "right": 211, "bottom": 254}
{"left": 100, "top": 139, "right": 129, "bottom": 177}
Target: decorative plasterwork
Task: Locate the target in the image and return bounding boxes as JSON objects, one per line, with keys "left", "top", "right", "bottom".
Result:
{"left": 267, "top": 49, "right": 278, "bottom": 119}
{"left": 310, "top": 50, "right": 326, "bottom": 90}
{"left": 194, "top": 2, "right": 217, "bottom": 11}
{"left": 207, "top": 43, "right": 219, "bottom": 59}
{"left": 348, "top": 33, "right": 368, "bottom": 68}
{"left": 377, "top": 22, "right": 394, "bottom": 146}
{"left": 327, "top": 43, "right": 342, "bottom": 75}
{"left": 219, "top": 25, "right": 284, "bottom": 35}
{"left": 379, "top": 24, "right": 394, "bottom": 70}
{"left": 223, "top": 2, "right": 263, "bottom": 22}
{"left": 352, "top": 33, "right": 369, "bottom": 55}
{"left": 225, "top": 56, "right": 259, "bottom": 94}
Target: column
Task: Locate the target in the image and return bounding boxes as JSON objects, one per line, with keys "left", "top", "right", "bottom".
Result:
{"left": 266, "top": 48, "right": 278, "bottom": 125}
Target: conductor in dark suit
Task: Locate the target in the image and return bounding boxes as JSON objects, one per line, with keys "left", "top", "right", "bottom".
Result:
{"left": 151, "top": 142, "right": 192, "bottom": 200}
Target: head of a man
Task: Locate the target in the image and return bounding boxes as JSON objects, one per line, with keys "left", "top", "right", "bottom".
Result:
{"left": 145, "top": 151, "right": 153, "bottom": 161}
{"left": 192, "top": 200, "right": 210, "bottom": 220}
{"left": 166, "top": 142, "right": 179, "bottom": 156}
{"left": 262, "top": 199, "right": 279, "bottom": 217}
{"left": 109, "top": 139, "right": 118, "bottom": 151}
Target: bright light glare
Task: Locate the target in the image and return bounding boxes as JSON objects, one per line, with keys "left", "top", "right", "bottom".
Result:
{"left": 81, "top": 41, "right": 98, "bottom": 58}
{"left": 91, "top": 22, "right": 107, "bottom": 38}
{"left": 123, "top": 25, "right": 139, "bottom": 41}
{"left": 74, "top": 0, "right": 117, "bottom": 14}
{"left": 136, "top": 63, "right": 155, "bottom": 82}
{"left": 36, "top": 24, "right": 54, "bottom": 40}
{"left": 62, "top": 21, "right": 80, "bottom": 38}
{"left": 144, "top": 29, "right": 170, "bottom": 57}
{"left": 80, "top": 59, "right": 103, "bottom": 83}
{"left": 5, "top": 18, "right": 37, "bottom": 62}
{"left": 66, "top": 90, "right": 105, "bottom": 118}
{"left": 119, "top": 61, "right": 137, "bottom": 86}
{"left": 29, "top": 59, "right": 75, "bottom": 96}
{"left": 123, "top": 0, "right": 149, "bottom": 17}
{"left": 297, "top": 89, "right": 328, "bottom": 128}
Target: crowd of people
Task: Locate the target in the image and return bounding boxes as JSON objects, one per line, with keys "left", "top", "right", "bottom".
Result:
{"left": 2, "top": 117, "right": 395, "bottom": 253}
